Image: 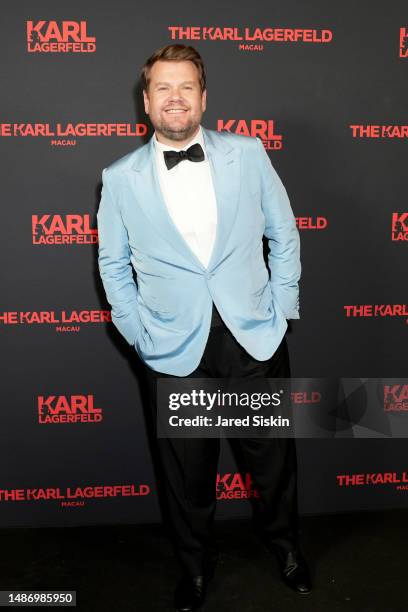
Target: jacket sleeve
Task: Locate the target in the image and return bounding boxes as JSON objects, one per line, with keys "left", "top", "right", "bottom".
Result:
{"left": 255, "top": 137, "right": 301, "bottom": 320}
{"left": 96, "top": 168, "right": 141, "bottom": 345}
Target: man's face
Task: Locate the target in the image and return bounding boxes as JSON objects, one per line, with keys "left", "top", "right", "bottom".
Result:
{"left": 143, "top": 60, "right": 206, "bottom": 145}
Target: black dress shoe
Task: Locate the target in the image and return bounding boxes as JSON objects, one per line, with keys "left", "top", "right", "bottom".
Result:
{"left": 174, "top": 575, "right": 208, "bottom": 612}
{"left": 273, "top": 547, "right": 312, "bottom": 594}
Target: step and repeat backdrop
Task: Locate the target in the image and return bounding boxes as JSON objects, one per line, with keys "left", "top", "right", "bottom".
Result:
{"left": 0, "top": 1, "right": 407, "bottom": 527}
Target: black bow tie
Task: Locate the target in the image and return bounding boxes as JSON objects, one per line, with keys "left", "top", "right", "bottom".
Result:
{"left": 163, "top": 142, "right": 205, "bottom": 170}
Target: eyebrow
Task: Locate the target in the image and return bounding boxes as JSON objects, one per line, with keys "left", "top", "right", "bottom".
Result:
{"left": 154, "top": 81, "right": 196, "bottom": 86}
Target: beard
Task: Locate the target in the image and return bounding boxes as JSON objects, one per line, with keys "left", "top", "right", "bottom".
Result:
{"left": 154, "top": 113, "right": 200, "bottom": 143}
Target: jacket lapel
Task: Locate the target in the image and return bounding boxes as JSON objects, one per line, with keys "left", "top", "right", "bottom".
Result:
{"left": 128, "top": 125, "right": 241, "bottom": 272}
{"left": 203, "top": 127, "right": 241, "bottom": 271}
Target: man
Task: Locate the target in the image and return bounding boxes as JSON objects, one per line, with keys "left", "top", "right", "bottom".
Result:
{"left": 97, "top": 44, "right": 311, "bottom": 611}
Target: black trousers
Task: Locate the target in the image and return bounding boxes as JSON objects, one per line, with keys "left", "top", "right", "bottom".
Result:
{"left": 142, "top": 303, "right": 299, "bottom": 578}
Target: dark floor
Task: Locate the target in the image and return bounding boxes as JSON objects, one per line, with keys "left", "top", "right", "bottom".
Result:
{"left": 0, "top": 510, "right": 406, "bottom": 611}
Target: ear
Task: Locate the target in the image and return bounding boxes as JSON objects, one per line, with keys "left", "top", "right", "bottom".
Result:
{"left": 201, "top": 89, "right": 207, "bottom": 112}
{"left": 143, "top": 89, "right": 149, "bottom": 114}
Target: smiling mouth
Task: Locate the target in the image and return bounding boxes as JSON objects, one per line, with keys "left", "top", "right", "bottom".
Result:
{"left": 164, "top": 109, "right": 188, "bottom": 114}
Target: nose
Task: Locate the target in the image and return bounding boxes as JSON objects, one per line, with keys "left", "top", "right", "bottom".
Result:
{"left": 168, "top": 95, "right": 184, "bottom": 103}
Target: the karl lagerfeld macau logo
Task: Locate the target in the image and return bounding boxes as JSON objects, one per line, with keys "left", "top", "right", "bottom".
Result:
{"left": 337, "top": 471, "right": 408, "bottom": 490}
{"left": 391, "top": 212, "right": 408, "bottom": 241}
{"left": 38, "top": 394, "right": 102, "bottom": 424}
{"left": 400, "top": 28, "right": 408, "bottom": 58}
{"left": 26, "top": 21, "right": 96, "bottom": 53}
{"left": 0, "top": 310, "right": 110, "bottom": 333}
{"left": 344, "top": 304, "right": 408, "bottom": 321}
{"left": 0, "top": 123, "right": 148, "bottom": 148}
{"left": 167, "top": 26, "right": 333, "bottom": 51}
{"left": 0, "top": 484, "right": 150, "bottom": 505}
{"left": 32, "top": 214, "right": 98, "bottom": 245}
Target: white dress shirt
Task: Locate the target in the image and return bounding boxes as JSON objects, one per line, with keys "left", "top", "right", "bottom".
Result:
{"left": 153, "top": 125, "right": 218, "bottom": 269}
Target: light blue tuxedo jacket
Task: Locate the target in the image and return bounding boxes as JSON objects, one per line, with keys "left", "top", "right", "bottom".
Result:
{"left": 96, "top": 126, "right": 301, "bottom": 376}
